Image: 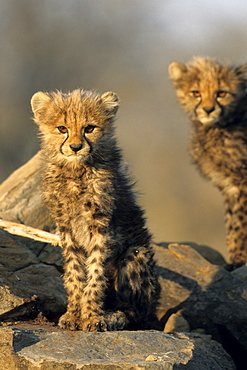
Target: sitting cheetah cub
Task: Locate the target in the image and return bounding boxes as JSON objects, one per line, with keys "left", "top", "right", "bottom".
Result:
{"left": 169, "top": 57, "right": 247, "bottom": 266}
{"left": 31, "top": 89, "right": 160, "bottom": 331}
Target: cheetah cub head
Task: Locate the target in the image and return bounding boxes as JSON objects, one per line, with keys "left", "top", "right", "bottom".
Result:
{"left": 169, "top": 57, "right": 247, "bottom": 126}
{"left": 31, "top": 89, "right": 120, "bottom": 164}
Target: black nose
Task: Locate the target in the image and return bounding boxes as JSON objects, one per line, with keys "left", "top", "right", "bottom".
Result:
{"left": 70, "top": 143, "right": 83, "bottom": 152}
{"left": 203, "top": 106, "right": 215, "bottom": 114}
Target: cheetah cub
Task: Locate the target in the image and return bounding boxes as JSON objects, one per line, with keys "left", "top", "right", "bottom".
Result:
{"left": 169, "top": 57, "right": 247, "bottom": 266}
{"left": 31, "top": 89, "right": 160, "bottom": 331}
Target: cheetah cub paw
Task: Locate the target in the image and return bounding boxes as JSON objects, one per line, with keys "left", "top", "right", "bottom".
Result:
{"left": 58, "top": 311, "right": 81, "bottom": 331}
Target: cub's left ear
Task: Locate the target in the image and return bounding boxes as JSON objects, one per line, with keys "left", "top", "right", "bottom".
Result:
{"left": 100, "top": 91, "right": 120, "bottom": 117}
{"left": 235, "top": 63, "right": 247, "bottom": 78}
{"left": 31, "top": 91, "right": 52, "bottom": 119}
{"left": 168, "top": 62, "right": 187, "bottom": 81}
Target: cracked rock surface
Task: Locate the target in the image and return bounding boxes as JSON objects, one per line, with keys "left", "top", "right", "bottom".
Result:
{"left": 0, "top": 325, "right": 235, "bottom": 369}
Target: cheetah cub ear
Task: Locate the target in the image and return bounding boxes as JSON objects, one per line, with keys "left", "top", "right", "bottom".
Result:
{"left": 99, "top": 91, "right": 120, "bottom": 117}
{"left": 235, "top": 63, "right": 247, "bottom": 78}
{"left": 30, "top": 91, "right": 52, "bottom": 119}
{"left": 168, "top": 62, "right": 187, "bottom": 81}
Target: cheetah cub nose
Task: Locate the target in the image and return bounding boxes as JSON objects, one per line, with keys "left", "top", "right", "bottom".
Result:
{"left": 203, "top": 106, "right": 215, "bottom": 114}
{"left": 70, "top": 143, "right": 83, "bottom": 152}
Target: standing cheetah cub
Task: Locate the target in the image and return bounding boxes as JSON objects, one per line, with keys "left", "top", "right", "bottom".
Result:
{"left": 31, "top": 89, "right": 160, "bottom": 331}
{"left": 169, "top": 57, "right": 247, "bottom": 266}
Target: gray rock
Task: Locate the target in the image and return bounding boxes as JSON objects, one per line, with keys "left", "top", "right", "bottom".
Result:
{"left": 155, "top": 243, "right": 247, "bottom": 368}
{"left": 38, "top": 243, "right": 63, "bottom": 268}
{"left": 158, "top": 241, "right": 226, "bottom": 266}
{"left": 0, "top": 152, "right": 53, "bottom": 230}
{"left": 1, "top": 153, "right": 247, "bottom": 368}
{"left": 0, "top": 152, "right": 63, "bottom": 271}
{"left": 0, "top": 229, "right": 66, "bottom": 320}
{"left": 163, "top": 311, "right": 190, "bottom": 333}
{"left": 231, "top": 263, "right": 247, "bottom": 283}
{"left": 0, "top": 153, "right": 65, "bottom": 320}
{"left": 0, "top": 230, "right": 39, "bottom": 271}
{"left": 0, "top": 325, "right": 235, "bottom": 369}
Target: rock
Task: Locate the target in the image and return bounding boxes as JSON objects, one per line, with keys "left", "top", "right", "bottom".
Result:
{"left": 0, "top": 152, "right": 63, "bottom": 272}
{"left": 37, "top": 243, "right": 63, "bottom": 269}
{"left": 0, "top": 151, "right": 54, "bottom": 231}
{"left": 155, "top": 243, "right": 247, "bottom": 368}
{"left": 1, "top": 153, "right": 247, "bottom": 368}
{"left": 0, "top": 229, "right": 66, "bottom": 321}
{"left": 0, "top": 230, "right": 39, "bottom": 271}
{"left": 0, "top": 325, "right": 235, "bottom": 369}
{"left": 158, "top": 241, "right": 227, "bottom": 266}
{"left": 163, "top": 311, "right": 190, "bottom": 333}
{"left": 231, "top": 263, "right": 247, "bottom": 283}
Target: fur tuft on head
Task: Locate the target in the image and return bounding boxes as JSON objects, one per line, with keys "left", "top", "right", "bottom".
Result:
{"left": 169, "top": 57, "right": 247, "bottom": 84}
{"left": 31, "top": 89, "right": 120, "bottom": 128}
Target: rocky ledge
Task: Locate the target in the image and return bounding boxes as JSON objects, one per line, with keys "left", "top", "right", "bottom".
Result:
{"left": 0, "top": 325, "right": 235, "bottom": 369}
{"left": 0, "top": 153, "right": 246, "bottom": 369}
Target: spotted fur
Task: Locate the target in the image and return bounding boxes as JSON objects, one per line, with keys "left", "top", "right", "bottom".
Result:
{"left": 169, "top": 57, "right": 247, "bottom": 265}
{"left": 31, "top": 89, "right": 160, "bottom": 330}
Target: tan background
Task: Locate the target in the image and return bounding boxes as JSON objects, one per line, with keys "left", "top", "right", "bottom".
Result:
{"left": 1, "top": 0, "right": 247, "bottom": 260}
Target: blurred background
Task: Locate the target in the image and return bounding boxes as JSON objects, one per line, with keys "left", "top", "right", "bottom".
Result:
{"left": 1, "top": 0, "right": 247, "bottom": 260}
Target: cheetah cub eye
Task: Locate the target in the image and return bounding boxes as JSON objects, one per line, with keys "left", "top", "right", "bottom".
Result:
{"left": 191, "top": 91, "right": 201, "bottom": 98}
{"left": 216, "top": 91, "right": 228, "bottom": 98}
{"left": 57, "top": 126, "right": 68, "bottom": 134}
{"left": 84, "top": 125, "right": 96, "bottom": 134}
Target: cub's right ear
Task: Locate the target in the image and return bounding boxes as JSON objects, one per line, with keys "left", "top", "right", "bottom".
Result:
{"left": 235, "top": 63, "right": 247, "bottom": 78}
{"left": 31, "top": 91, "right": 52, "bottom": 118}
{"left": 100, "top": 91, "right": 120, "bottom": 117}
{"left": 168, "top": 62, "right": 187, "bottom": 81}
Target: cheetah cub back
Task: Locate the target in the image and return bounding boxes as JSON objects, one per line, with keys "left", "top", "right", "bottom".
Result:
{"left": 31, "top": 89, "right": 160, "bottom": 331}
{"left": 169, "top": 57, "right": 247, "bottom": 266}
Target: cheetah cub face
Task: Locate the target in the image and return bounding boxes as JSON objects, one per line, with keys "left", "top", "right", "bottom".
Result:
{"left": 169, "top": 57, "right": 247, "bottom": 126}
{"left": 31, "top": 89, "right": 119, "bottom": 164}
